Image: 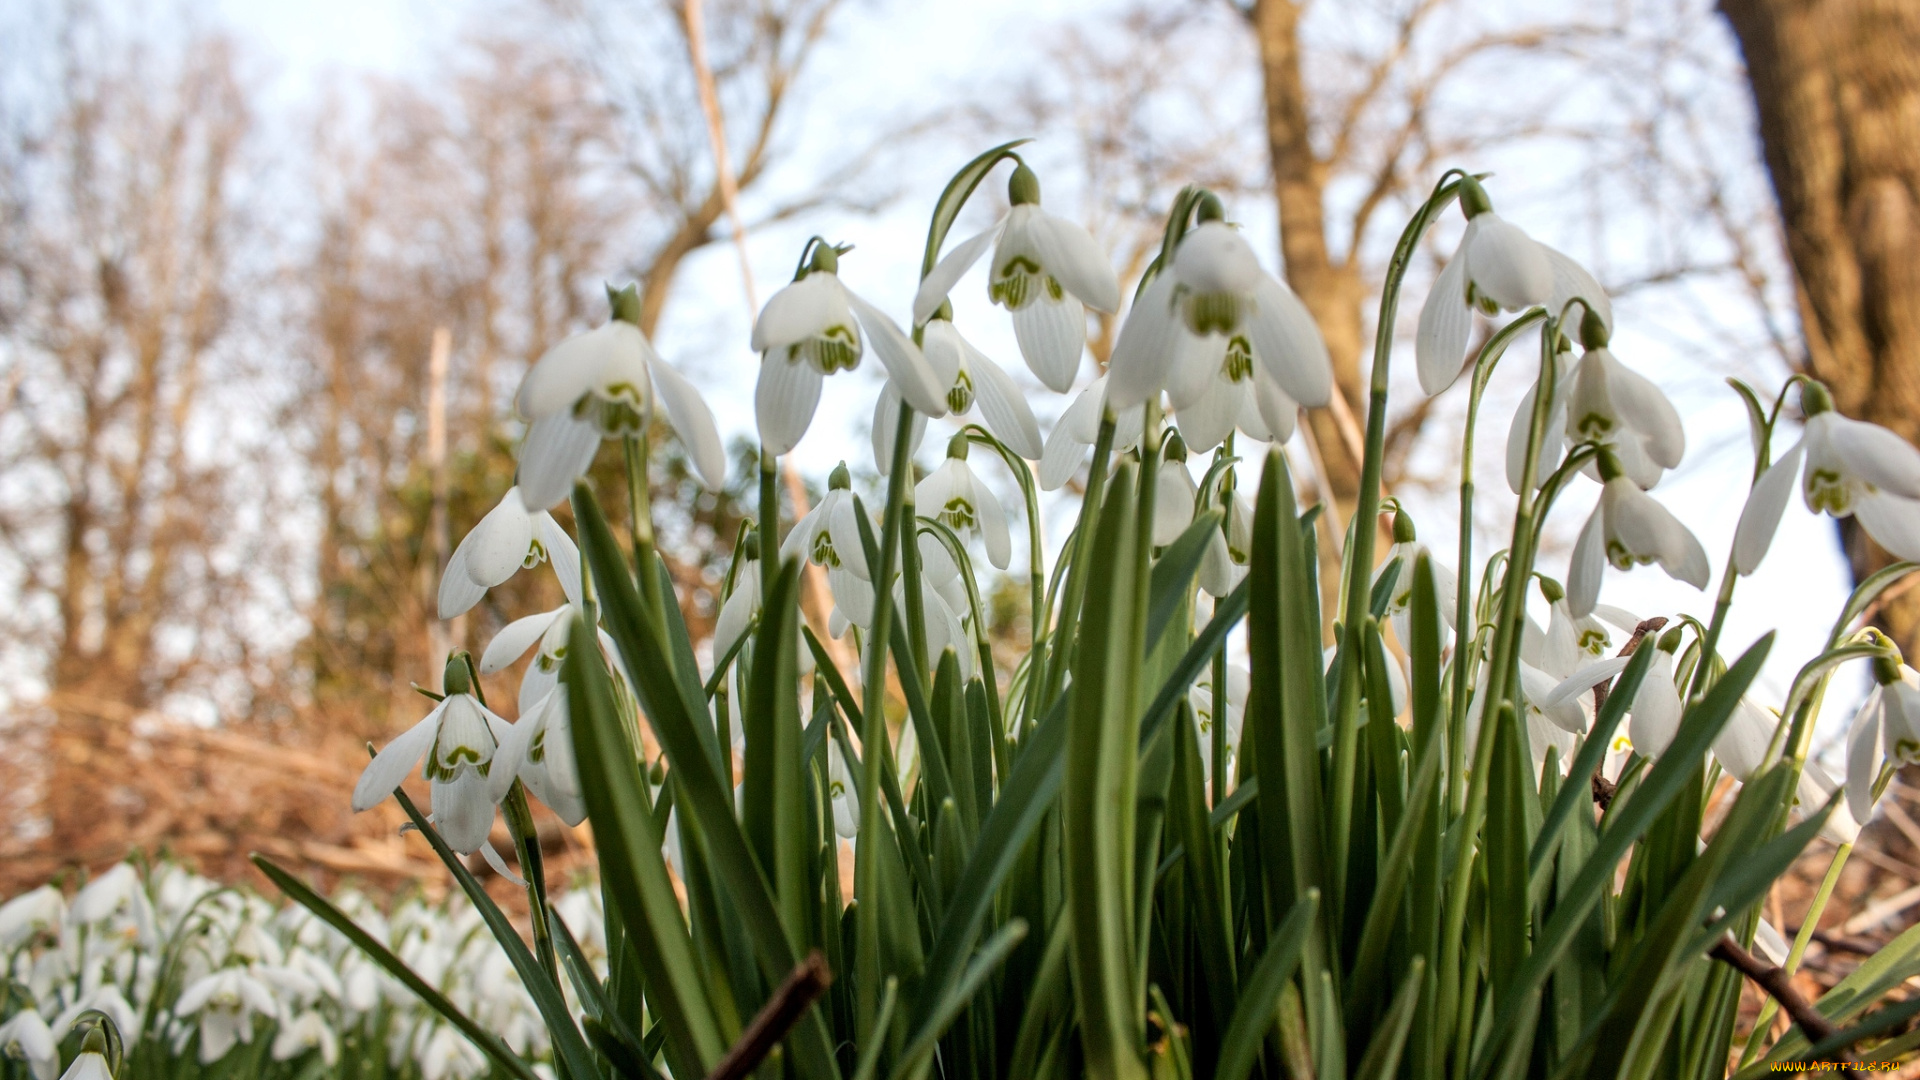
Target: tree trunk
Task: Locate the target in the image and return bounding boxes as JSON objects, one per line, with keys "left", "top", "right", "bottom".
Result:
{"left": 1251, "top": 0, "right": 1372, "bottom": 628}
{"left": 1721, "top": 0, "right": 1920, "bottom": 656}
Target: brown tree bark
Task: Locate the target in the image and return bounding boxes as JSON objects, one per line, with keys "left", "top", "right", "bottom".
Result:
{"left": 1721, "top": 0, "right": 1920, "bottom": 657}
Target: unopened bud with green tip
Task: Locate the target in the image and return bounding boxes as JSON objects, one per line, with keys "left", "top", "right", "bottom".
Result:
{"left": 946, "top": 431, "right": 971, "bottom": 460}
{"left": 1008, "top": 162, "right": 1041, "bottom": 206}
{"left": 1162, "top": 430, "right": 1188, "bottom": 464}
{"left": 1656, "top": 625, "right": 1684, "bottom": 654}
{"left": 828, "top": 461, "right": 852, "bottom": 490}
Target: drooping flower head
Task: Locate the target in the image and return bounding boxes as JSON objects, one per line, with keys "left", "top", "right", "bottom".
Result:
{"left": 873, "top": 304, "right": 1044, "bottom": 472}
{"left": 514, "top": 284, "right": 726, "bottom": 509}
{"left": 1735, "top": 381, "right": 1920, "bottom": 574}
{"left": 1108, "top": 195, "right": 1331, "bottom": 417}
{"left": 438, "top": 486, "right": 581, "bottom": 619}
{"left": 1509, "top": 312, "right": 1685, "bottom": 493}
{"left": 912, "top": 163, "right": 1121, "bottom": 391}
{"left": 916, "top": 433, "right": 1013, "bottom": 571}
{"left": 1846, "top": 654, "right": 1920, "bottom": 821}
{"left": 1418, "top": 176, "right": 1608, "bottom": 396}
{"left": 754, "top": 241, "right": 948, "bottom": 455}
{"left": 352, "top": 657, "right": 513, "bottom": 857}
{"left": 1567, "top": 452, "right": 1710, "bottom": 617}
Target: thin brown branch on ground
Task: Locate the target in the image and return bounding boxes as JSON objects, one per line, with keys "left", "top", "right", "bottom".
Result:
{"left": 1709, "top": 933, "right": 1855, "bottom": 1075}
{"left": 705, "top": 951, "right": 834, "bottom": 1080}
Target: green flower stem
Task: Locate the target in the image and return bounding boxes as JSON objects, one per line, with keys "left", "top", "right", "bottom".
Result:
{"left": 902, "top": 490, "right": 930, "bottom": 681}
{"left": 1038, "top": 415, "right": 1118, "bottom": 714}
{"left": 759, "top": 449, "right": 779, "bottom": 611}
{"left": 624, "top": 434, "right": 665, "bottom": 628}
{"left": 855, "top": 401, "right": 918, "bottom": 1041}
{"left": 1330, "top": 171, "right": 1470, "bottom": 905}
{"left": 962, "top": 424, "right": 1045, "bottom": 677}
{"left": 503, "top": 782, "right": 560, "bottom": 985}
{"left": 1738, "top": 842, "right": 1853, "bottom": 1067}
{"left": 1451, "top": 308, "right": 1547, "bottom": 816}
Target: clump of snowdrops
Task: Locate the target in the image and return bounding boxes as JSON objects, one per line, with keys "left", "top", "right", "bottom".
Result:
{"left": 135, "top": 144, "right": 1920, "bottom": 1078}
{"left": 0, "top": 858, "right": 608, "bottom": 1080}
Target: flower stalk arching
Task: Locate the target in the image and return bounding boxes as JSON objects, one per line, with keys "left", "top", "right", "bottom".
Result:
{"left": 1452, "top": 307, "right": 1548, "bottom": 745}
{"left": 961, "top": 423, "right": 1046, "bottom": 665}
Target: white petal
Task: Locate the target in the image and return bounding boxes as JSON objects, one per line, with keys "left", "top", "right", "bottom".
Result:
{"left": 827, "top": 495, "right": 872, "bottom": 579}
{"left": 1522, "top": 663, "right": 1588, "bottom": 734}
{"left": 1251, "top": 368, "right": 1299, "bottom": 443}
{"left": 1853, "top": 492, "right": 1920, "bottom": 562}
{"left": 1038, "top": 421, "right": 1085, "bottom": 491}
{"left": 755, "top": 355, "right": 824, "bottom": 456}
{"left": 1542, "top": 656, "right": 1631, "bottom": 709}
{"left": 1010, "top": 295, "right": 1087, "bottom": 393}
{"left": 437, "top": 557, "right": 487, "bottom": 621}
{"left": 1712, "top": 697, "right": 1777, "bottom": 783}
{"left": 1066, "top": 375, "right": 1111, "bottom": 441}
{"left": 1733, "top": 441, "right": 1805, "bottom": 575}
{"left": 919, "top": 319, "right": 965, "bottom": 389}
{"left": 848, "top": 291, "right": 948, "bottom": 417}
{"left": 1543, "top": 244, "right": 1612, "bottom": 330}
{"left": 1152, "top": 461, "right": 1197, "bottom": 547}
{"left": 916, "top": 458, "right": 964, "bottom": 514}
{"left": 975, "top": 476, "right": 1013, "bottom": 569}
{"left": 713, "top": 568, "right": 758, "bottom": 661}
{"left": 1603, "top": 353, "right": 1686, "bottom": 468}
{"left": 1567, "top": 505, "right": 1606, "bottom": 618}
{"left": 1829, "top": 415, "right": 1920, "bottom": 500}
{"left": 431, "top": 770, "right": 497, "bottom": 854}
{"left": 1629, "top": 654, "right": 1682, "bottom": 757}
{"left": 1847, "top": 688, "right": 1887, "bottom": 822}
{"left": 752, "top": 274, "right": 845, "bottom": 353}
{"left": 1033, "top": 211, "right": 1120, "bottom": 313}
{"left": 486, "top": 707, "right": 531, "bottom": 806}
{"left": 1464, "top": 214, "right": 1553, "bottom": 310}
{"left": 649, "top": 359, "right": 727, "bottom": 490}
{"left": 517, "top": 323, "right": 636, "bottom": 419}
{"left": 1167, "top": 333, "right": 1225, "bottom": 410}
{"left": 828, "top": 566, "right": 873, "bottom": 626}
{"left": 1416, "top": 244, "right": 1472, "bottom": 396}
{"left": 1174, "top": 375, "right": 1238, "bottom": 454}
{"left": 539, "top": 513, "right": 583, "bottom": 608}
{"left": 480, "top": 610, "right": 561, "bottom": 674}
{"left": 1248, "top": 275, "right": 1332, "bottom": 408}
{"left": 872, "top": 380, "right": 928, "bottom": 475}
{"left": 517, "top": 414, "right": 602, "bottom": 511}
{"left": 1593, "top": 604, "right": 1641, "bottom": 633}
{"left": 969, "top": 352, "right": 1044, "bottom": 459}
{"left": 352, "top": 712, "right": 441, "bottom": 812}
{"left": 1172, "top": 223, "right": 1262, "bottom": 294}
{"left": 913, "top": 223, "right": 1001, "bottom": 326}
{"left": 1107, "top": 274, "right": 1181, "bottom": 407}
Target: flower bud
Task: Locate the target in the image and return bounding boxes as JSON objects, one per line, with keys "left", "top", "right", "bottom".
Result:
{"left": 1537, "top": 575, "right": 1565, "bottom": 604}
{"left": 1162, "top": 430, "right": 1188, "bottom": 464}
{"left": 946, "top": 432, "right": 971, "bottom": 460}
{"left": 1656, "top": 625, "right": 1684, "bottom": 654}
{"left": 807, "top": 243, "right": 840, "bottom": 277}
{"left": 829, "top": 461, "right": 852, "bottom": 490}
{"left": 1801, "top": 379, "right": 1834, "bottom": 418}
{"left": 1458, "top": 174, "right": 1493, "bottom": 218}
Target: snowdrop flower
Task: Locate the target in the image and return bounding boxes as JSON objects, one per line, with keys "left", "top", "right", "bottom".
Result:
{"left": 1508, "top": 317, "right": 1685, "bottom": 493}
{"left": 917, "top": 435, "right": 1013, "bottom": 570}
{"left": 1566, "top": 456, "right": 1710, "bottom": 618}
{"left": 175, "top": 967, "right": 278, "bottom": 1063}
{"left": 873, "top": 313, "right": 1044, "bottom": 471}
{"left": 1796, "top": 761, "right": 1862, "bottom": 845}
{"left": 352, "top": 668, "right": 512, "bottom": 858}
{"left": 416, "top": 1022, "right": 489, "bottom": 1080}
{"left": 709, "top": 548, "right": 821, "bottom": 675}
{"left": 1190, "top": 664, "right": 1249, "bottom": 787}
{"left": 0, "top": 1010, "right": 57, "bottom": 1080}
{"left": 0, "top": 885, "right": 63, "bottom": 948}
{"left": 912, "top": 163, "right": 1120, "bottom": 391}
{"left": 513, "top": 284, "right": 726, "bottom": 509}
{"left": 1375, "top": 511, "right": 1459, "bottom": 648}
{"left": 827, "top": 740, "right": 860, "bottom": 839}
{"left": 1846, "top": 659, "right": 1920, "bottom": 821}
{"left": 490, "top": 687, "right": 584, "bottom": 827}
{"left": 1417, "top": 178, "right": 1560, "bottom": 396}
{"left": 439, "top": 487, "right": 581, "bottom": 619}
{"left": 1464, "top": 652, "right": 1580, "bottom": 774}
{"left": 272, "top": 1010, "right": 340, "bottom": 1065}
{"left": 780, "top": 464, "right": 871, "bottom": 581}
{"left": 1326, "top": 644, "right": 1409, "bottom": 718}
{"left": 1711, "top": 696, "right": 1781, "bottom": 783}
{"left": 69, "top": 864, "right": 156, "bottom": 946}
{"left": 1734, "top": 382, "right": 1920, "bottom": 573}
{"left": 1197, "top": 488, "right": 1254, "bottom": 599}
{"left": 832, "top": 539, "right": 975, "bottom": 678}
{"left": 1521, "top": 580, "right": 1633, "bottom": 682}
{"left": 1038, "top": 376, "right": 1147, "bottom": 491}
{"left": 1546, "top": 629, "right": 1684, "bottom": 757}
{"left": 753, "top": 242, "right": 947, "bottom": 455}
{"left": 1108, "top": 197, "right": 1331, "bottom": 414}
{"left": 1151, "top": 444, "right": 1201, "bottom": 548}
{"left": 1167, "top": 330, "right": 1302, "bottom": 454}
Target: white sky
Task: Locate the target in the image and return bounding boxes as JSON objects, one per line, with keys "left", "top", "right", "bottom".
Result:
{"left": 208, "top": 0, "right": 1865, "bottom": 757}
